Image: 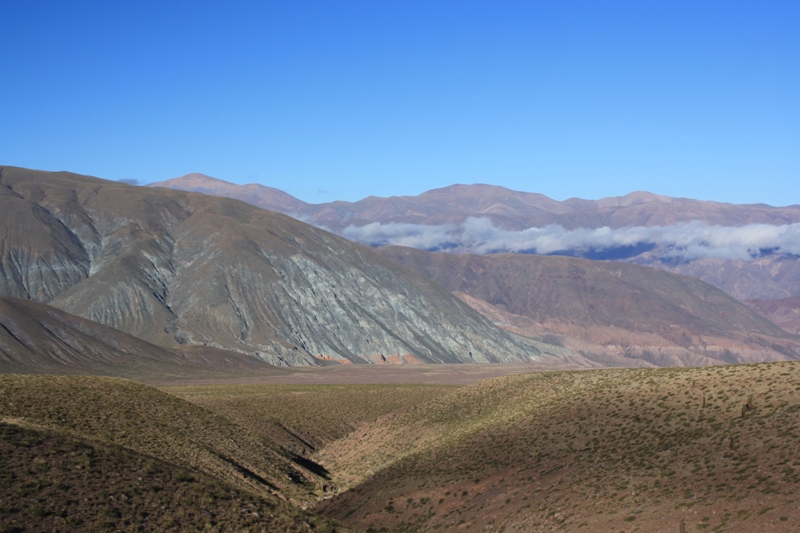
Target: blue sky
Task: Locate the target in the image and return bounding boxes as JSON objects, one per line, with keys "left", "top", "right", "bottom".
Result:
{"left": 1, "top": 1, "right": 798, "bottom": 205}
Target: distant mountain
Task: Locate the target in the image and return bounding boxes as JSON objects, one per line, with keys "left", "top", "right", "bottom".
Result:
{"left": 151, "top": 175, "right": 800, "bottom": 232}
{"left": 376, "top": 246, "right": 800, "bottom": 366}
{"left": 150, "top": 175, "right": 800, "bottom": 300}
{"left": 1, "top": 166, "right": 569, "bottom": 366}
{"left": 746, "top": 296, "right": 800, "bottom": 335}
{"left": 150, "top": 173, "right": 308, "bottom": 213}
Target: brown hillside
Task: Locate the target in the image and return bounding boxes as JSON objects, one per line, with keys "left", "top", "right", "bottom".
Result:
{"left": 317, "top": 362, "right": 800, "bottom": 532}
{"left": 747, "top": 296, "right": 800, "bottom": 335}
{"left": 0, "top": 375, "right": 331, "bottom": 505}
{"left": 377, "top": 246, "right": 800, "bottom": 366}
{"left": 0, "top": 421, "right": 348, "bottom": 533}
{"left": 0, "top": 296, "right": 286, "bottom": 380}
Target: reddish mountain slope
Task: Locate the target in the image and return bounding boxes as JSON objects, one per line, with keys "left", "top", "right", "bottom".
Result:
{"left": 746, "top": 296, "right": 800, "bottom": 334}
{"left": 376, "top": 245, "right": 800, "bottom": 366}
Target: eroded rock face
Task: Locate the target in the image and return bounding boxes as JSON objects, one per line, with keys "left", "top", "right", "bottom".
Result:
{"left": 0, "top": 166, "right": 563, "bottom": 366}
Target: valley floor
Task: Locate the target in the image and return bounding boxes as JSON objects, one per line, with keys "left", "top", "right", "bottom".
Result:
{"left": 148, "top": 362, "right": 589, "bottom": 387}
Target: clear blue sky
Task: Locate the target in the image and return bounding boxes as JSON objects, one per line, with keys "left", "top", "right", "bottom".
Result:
{"left": 1, "top": 1, "right": 798, "bottom": 205}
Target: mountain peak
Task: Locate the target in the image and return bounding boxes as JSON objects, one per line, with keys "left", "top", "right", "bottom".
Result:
{"left": 149, "top": 173, "right": 232, "bottom": 188}
{"left": 597, "top": 190, "right": 675, "bottom": 207}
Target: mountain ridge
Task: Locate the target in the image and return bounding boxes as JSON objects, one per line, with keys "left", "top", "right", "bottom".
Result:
{"left": 149, "top": 173, "right": 800, "bottom": 300}
{"left": 1, "top": 166, "right": 570, "bottom": 367}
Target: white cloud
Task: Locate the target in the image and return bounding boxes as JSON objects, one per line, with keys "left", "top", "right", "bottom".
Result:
{"left": 341, "top": 217, "right": 800, "bottom": 261}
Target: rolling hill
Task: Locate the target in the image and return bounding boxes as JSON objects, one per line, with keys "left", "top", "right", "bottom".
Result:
{"left": 0, "top": 421, "right": 346, "bottom": 533}
{"left": 0, "top": 374, "right": 355, "bottom": 531}
{"left": 316, "top": 361, "right": 800, "bottom": 532}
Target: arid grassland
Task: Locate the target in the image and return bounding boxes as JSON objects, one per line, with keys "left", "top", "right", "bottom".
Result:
{"left": 0, "top": 374, "right": 450, "bottom": 532}
{"left": 3, "top": 363, "right": 800, "bottom": 532}
{"left": 166, "top": 384, "right": 456, "bottom": 456}
{"left": 0, "top": 422, "right": 341, "bottom": 533}
{"left": 316, "top": 362, "right": 800, "bottom": 532}
{"left": 0, "top": 374, "right": 360, "bottom": 533}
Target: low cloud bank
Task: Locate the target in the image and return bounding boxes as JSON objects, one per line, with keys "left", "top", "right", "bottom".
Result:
{"left": 342, "top": 218, "right": 800, "bottom": 261}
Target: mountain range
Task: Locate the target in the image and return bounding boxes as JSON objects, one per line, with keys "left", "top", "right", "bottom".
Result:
{"left": 0, "top": 166, "right": 574, "bottom": 368}
{"left": 151, "top": 173, "right": 800, "bottom": 302}
{"left": 150, "top": 174, "right": 800, "bottom": 233}
{"left": 1, "top": 165, "right": 798, "bottom": 370}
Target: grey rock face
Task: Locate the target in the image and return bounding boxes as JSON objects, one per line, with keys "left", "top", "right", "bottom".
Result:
{"left": 1, "top": 166, "right": 562, "bottom": 366}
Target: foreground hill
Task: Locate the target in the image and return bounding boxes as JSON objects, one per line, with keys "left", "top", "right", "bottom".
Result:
{"left": 377, "top": 246, "right": 800, "bottom": 366}
{"left": 0, "top": 166, "right": 569, "bottom": 365}
{"left": 0, "top": 374, "right": 361, "bottom": 531}
{"left": 317, "top": 361, "right": 800, "bottom": 532}
{"left": 0, "top": 375, "right": 331, "bottom": 505}
{"left": 0, "top": 296, "right": 286, "bottom": 380}
{"left": 152, "top": 176, "right": 800, "bottom": 301}
{"left": 0, "top": 422, "right": 346, "bottom": 532}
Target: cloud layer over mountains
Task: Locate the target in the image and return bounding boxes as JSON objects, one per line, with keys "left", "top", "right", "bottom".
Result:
{"left": 343, "top": 218, "right": 800, "bottom": 261}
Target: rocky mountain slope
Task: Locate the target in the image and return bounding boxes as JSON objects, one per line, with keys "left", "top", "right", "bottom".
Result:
{"left": 377, "top": 246, "right": 800, "bottom": 366}
{"left": 0, "top": 296, "right": 284, "bottom": 379}
{"left": 1, "top": 166, "right": 569, "bottom": 366}
{"left": 152, "top": 175, "right": 800, "bottom": 301}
